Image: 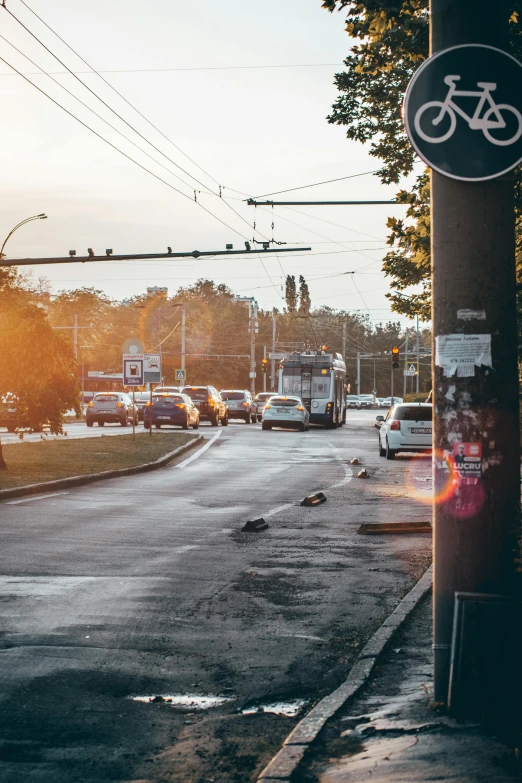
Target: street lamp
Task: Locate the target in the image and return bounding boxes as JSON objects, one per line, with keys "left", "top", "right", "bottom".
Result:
{"left": 0, "top": 214, "right": 48, "bottom": 259}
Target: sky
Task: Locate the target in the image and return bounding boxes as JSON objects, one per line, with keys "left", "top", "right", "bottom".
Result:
{"left": 0, "top": 0, "right": 420, "bottom": 325}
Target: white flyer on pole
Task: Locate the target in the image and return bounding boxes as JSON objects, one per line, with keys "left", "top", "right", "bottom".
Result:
{"left": 435, "top": 334, "right": 492, "bottom": 377}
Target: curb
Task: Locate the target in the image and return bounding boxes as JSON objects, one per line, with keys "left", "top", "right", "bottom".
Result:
{"left": 0, "top": 435, "right": 204, "bottom": 501}
{"left": 257, "top": 564, "right": 433, "bottom": 781}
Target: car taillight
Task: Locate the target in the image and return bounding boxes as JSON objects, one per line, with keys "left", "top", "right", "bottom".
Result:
{"left": 88, "top": 401, "right": 93, "bottom": 407}
{"left": 242, "top": 402, "right": 249, "bottom": 407}
{"left": 117, "top": 402, "right": 123, "bottom": 408}
{"left": 208, "top": 399, "right": 214, "bottom": 406}
{"left": 296, "top": 405, "right": 304, "bottom": 411}
{"left": 176, "top": 403, "right": 186, "bottom": 409}
{"left": 145, "top": 402, "right": 153, "bottom": 407}
{"left": 265, "top": 404, "right": 271, "bottom": 409}
{"left": 390, "top": 420, "right": 400, "bottom": 430}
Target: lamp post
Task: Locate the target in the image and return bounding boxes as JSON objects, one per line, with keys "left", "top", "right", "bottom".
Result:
{"left": 0, "top": 214, "right": 48, "bottom": 258}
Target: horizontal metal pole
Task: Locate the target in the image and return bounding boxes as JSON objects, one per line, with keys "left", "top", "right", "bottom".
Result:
{"left": 247, "top": 199, "right": 397, "bottom": 206}
{"left": 0, "top": 246, "right": 311, "bottom": 267}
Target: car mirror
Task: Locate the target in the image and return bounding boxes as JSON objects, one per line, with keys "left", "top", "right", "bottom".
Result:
{"left": 376, "top": 415, "right": 385, "bottom": 422}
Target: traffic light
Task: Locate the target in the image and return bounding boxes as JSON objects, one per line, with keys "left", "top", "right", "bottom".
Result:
{"left": 261, "top": 358, "right": 268, "bottom": 373}
{"left": 392, "top": 346, "right": 400, "bottom": 369}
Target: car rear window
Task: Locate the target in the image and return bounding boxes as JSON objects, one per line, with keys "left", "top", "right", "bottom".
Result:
{"left": 94, "top": 395, "right": 118, "bottom": 402}
{"left": 153, "top": 395, "right": 184, "bottom": 405}
{"left": 270, "top": 398, "right": 299, "bottom": 407}
{"left": 394, "top": 406, "right": 432, "bottom": 421}
{"left": 182, "top": 388, "right": 208, "bottom": 400}
{"left": 221, "top": 392, "right": 244, "bottom": 401}
{"left": 256, "top": 393, "right": 272, "bottom": 402}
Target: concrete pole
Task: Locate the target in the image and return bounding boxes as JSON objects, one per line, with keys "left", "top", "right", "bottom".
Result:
{"left": 181, "top": 305, "right": 186, "bottom": 372}
{"left": 342, "top": 320, "right": 347, "bottom": 364}
{"left": 73, "top": 313, "right": 78, "bottom": 360}
{"left": 250, "top": 302, "right": 256, "bottom": 395}
{"left": 356, "top": 352, "right": 360, "bottom": 396}
{"left": 431, "top": 0, "right": 520, "bottom": 702}
{"left": 271, "top": 311, "right": 276, "bottom": 391}
{"left": 416, "top": 315, "right": 420, "bottom": 393}
{"left": 404, "top": 331, "right": 409, "bottom": 398}
{"left": 263, "top": 346, "right": 267, "bottom": 392}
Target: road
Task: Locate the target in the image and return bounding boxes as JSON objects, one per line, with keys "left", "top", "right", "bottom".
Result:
{"left": 0, "top": 411, "right": 432, "bottom": 782}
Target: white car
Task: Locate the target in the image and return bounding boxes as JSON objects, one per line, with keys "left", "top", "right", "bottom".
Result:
{"left": 261, "top": 395, "right": 310, "bottom": 431}
{"left": 377, "top": 403, "right": 432, "bottom": 459}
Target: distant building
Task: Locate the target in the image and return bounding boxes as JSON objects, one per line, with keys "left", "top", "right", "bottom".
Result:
{"left": 147, "top": 287, "right": 168, "bottom": 297}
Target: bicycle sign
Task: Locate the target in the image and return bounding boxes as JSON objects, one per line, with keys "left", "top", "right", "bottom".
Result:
{"left": 404, "top": 44, "right": 522, "bottom": 181}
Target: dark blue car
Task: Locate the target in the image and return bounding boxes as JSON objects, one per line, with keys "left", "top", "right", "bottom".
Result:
{"left": 144, "top": 393, "right": 200, "bottom": 430}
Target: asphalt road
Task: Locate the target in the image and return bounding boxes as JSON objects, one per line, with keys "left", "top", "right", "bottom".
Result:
{"left": 0, "top": 411, "right": 432, "bottom": 782}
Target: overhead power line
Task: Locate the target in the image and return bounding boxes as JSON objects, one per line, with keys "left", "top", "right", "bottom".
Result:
{"left": 249, "top": 170, "right": 379, "bottom": 199}
{"left": 0, "top": 61, "right": 345, "bottom": 74}
{"left": 0, "top": 51, "right": 249, "bottom": 239}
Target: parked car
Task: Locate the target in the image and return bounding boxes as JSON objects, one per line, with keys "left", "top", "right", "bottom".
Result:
{"left": 86, "top": 392, "right": 138, "bottom": 427}
{"left": 346, "top": 395, "right": 360, "bottom": 409}
{"left": 0, "top": 394, "right": 39, "bottom": 432}
{"left": 220, "top": 390, "right": 257, "bottom": 423}
{"left": 133, "top": 391, "right": 153, "bottom": 421}
{"left": 377, "top": 403, "right": 433, "bottom": 459}
{"left": 261, "top": 395, "right": 310, "bottom": 431}
{"left": 144, "top": 392, "right": 199, "bottom": 430}
{"left": 181, "top": 386, "right": 228, "bottom": 426}
{"left": 254, "top": 392, "right": 275, "bottom": 421}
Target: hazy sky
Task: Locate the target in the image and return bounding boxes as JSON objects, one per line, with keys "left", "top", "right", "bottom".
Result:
{"left": 0, "top": 0, "right": 419, "bottom": 324}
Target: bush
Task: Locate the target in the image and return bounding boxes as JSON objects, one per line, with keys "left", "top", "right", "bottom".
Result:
{"left": 404, "top": 392, "right": 430, "bottom": 403}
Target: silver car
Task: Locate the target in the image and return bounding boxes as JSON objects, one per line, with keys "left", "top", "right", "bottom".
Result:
{"left": 261, "top": 395, "right": 310, "bottom": 431}
{"left": 254, "top": 392, "right": 275, "bottom": 421}
{"left": 86, "top": 392, "right": 138, "bottom": 427}
{"left": 220, "top": 390, "right": 257, "bottom": 423}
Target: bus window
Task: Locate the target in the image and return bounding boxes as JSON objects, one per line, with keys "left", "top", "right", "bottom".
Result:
{"left": 282, "top": 369, "right": 301, "bottom": 395}
{"left": 312, "top": 369, "right": 331, "bottom": 398}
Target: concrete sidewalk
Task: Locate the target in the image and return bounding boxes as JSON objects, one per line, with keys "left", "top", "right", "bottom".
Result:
{"left": 297, "top": 592, "right": 521, "bottom": 783}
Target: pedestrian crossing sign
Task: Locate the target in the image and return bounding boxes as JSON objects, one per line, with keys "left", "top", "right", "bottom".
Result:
{"left": 404, "top": 363, "right": 418, "bottom": 376}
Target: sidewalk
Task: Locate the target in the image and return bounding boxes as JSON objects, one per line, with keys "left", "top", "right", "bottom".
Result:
{"left": 297, "top": 592, "right": 521, "bottom": 783}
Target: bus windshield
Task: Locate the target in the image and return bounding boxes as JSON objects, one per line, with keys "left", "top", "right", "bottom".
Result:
{"left": 312, "top": 369, "right": 331, "bottom": 399}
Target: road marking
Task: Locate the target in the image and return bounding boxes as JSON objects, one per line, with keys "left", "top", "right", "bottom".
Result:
{"left": 263, "top": 503, "right": 294, "bottom": 518}
{"left": 6, "top": 491, "right": 69, "bottom": 505}
{"left": 174, "top": 430, "right": 222, "bottom": 469}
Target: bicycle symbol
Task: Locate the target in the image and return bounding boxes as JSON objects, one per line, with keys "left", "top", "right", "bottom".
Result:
{"left": 414, "top": 75, "right": 522, "bottom": 146}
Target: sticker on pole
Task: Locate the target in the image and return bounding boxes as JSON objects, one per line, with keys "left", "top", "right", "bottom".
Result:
{"left": 404, "top": 44, "right": 522, "bottom": 181}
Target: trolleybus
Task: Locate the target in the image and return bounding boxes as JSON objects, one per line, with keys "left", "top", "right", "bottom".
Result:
{"left": 277, "top": 350, "right": 346, "bottom": 428}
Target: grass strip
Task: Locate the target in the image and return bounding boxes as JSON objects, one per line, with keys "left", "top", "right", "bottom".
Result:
{"left": 0, "top": 432, "right": 196, "bottom": 490}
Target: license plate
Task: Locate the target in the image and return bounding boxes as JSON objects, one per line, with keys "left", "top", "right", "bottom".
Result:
{"left": 411, "top": 427, "right": 431, "bottom": 434}
{"left": 277, "top": 408, "right": 288, "bottom": 413}
{"left": 158, "top": 416, "right": 170, "bottom": 420}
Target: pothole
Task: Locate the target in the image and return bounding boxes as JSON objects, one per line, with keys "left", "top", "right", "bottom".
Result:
{"left": 129, "top": 694, "right": 234, "bottom": 709}
{"left": 241, "top": 699, "right": 307, "bottom": 717}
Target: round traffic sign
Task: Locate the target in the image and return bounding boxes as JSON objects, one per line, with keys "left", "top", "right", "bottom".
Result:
{"left": 404, "top": 44, "right": 522, "bottom": 181}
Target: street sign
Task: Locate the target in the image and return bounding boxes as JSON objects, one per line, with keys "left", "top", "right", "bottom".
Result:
{"left": 144, "top": 353, "right": 161, "bottom": 383}
{"left": 404, "top": 363, "right": 418, "bottom": 376}
{"left": 404, "top": 44, "right": 522, "bottom": 181}
{"left": 175, "top": 369, "right": 186, "bottom": 382}
{"left": 121, "top": 337, "right": 145, "bottom": 355}
{"left": 123, "top": 353, "right": 143, "bottom": 386}
{"left": 268, "top": 352, "right": 286, "bottom": 359}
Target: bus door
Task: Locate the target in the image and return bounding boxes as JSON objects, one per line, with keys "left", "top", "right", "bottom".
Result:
{"left": 301, "top": 368, "right": 312, "bottom": 411}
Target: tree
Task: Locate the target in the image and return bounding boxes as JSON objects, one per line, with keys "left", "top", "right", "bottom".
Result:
{"left": 0, "top": 292, "right": 80, "bottom": 469}
{"left": 323, "top": 0, "right": 522, "bottom": 323}
{"left": 298, "top": 276, "right": 312, "bottom": 317}
{"left": 285, "top": 275, "right": 298, "bottom": 314}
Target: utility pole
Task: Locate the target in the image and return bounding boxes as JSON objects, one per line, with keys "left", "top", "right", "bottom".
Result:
{"left": 416, "top": 315, "right": 420, "bottom": 393}
{"left": 342, "top": 320, "right": 347, "bottom": 365}
{"left": 249, "top": 301, "right": 258, "bottom": 395}
{"left": 271, "top": 311, "right": 276, "bottom": 392}
{"left": 263, "top": 346, "right": 267, "bottom": 392}
{"left": 356, "top": 352, "right": 361, "bottom": 396}
{"left": 181, "top": 305, "right": 186, "bottom": 372}
{"left": 429, "top": 0, "right": 520, "bottom": 703}
{"left": 73, "top": 313, "right": 78, "bottom": 360}
{"left": 403, "top": 330, "right": 409, "bottom": 398}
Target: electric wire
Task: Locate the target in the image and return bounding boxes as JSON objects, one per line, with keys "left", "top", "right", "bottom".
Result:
{"left": 11, "top": 0, "right": 264, "bottom": 239}
{"left": 0, "top": 61, "right": 345, "bottom": 75}
{"left": 249, "top": 170, "right": 379, "bottom": 199}
{"left": 0, "top": 51, "right": 248, "bottom": 239}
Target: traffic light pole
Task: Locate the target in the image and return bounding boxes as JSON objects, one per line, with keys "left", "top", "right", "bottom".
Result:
{"left": 431, "top": 0, "right": 521, "bottom": 703}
